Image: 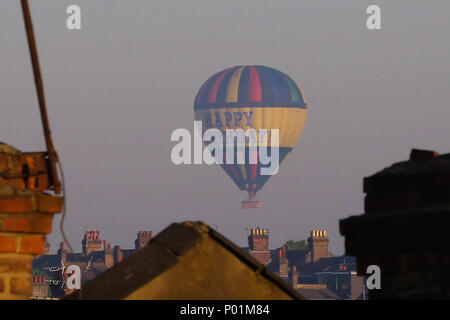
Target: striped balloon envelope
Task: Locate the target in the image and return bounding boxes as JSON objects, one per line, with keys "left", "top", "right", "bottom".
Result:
{"left": 194, "top": 65, "right": 307, "bottom": 208}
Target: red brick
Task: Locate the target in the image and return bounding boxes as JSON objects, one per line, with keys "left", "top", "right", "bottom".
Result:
{"left": 1, "top": 217, "right": 31, "bottom": 232}
{"left": 0, "top": 195, "right": 62, "bottom": 214}
{"left": 1, "top": 214, "right": 53, "bottom": 233}
{"left": 0, "top": 237, "right": 17, "bottom": 253}
{"left": 38, "top": 194, "right": 63, "bottom": 213}
{"left": 0, "top": 178, "right": 26, "bottom": 190}
{"left": 10, "top": 277, "right": 31, "bottom": 296}
{"left": 19, "top": 236, "right": 44, "bottom": 255}
{"left": 30, "top": 214, "right": 54, "bottom": 233}
{"left": 0, "top": 196, "right": 35, "bottom": 213}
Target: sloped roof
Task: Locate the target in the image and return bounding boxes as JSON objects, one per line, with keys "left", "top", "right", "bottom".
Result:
{"left": 300, "top": 256, "right": 356, "bottom": 274}
{"left": 297, "top": 287, "right": 340, "bottom": 300}
{"left": 65, "top": 221, "right": 304, "bottom": 300}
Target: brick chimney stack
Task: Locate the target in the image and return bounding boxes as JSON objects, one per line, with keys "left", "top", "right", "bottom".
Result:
{"left": 31, "top": 275, "right": 48, "bottom": 298}
{"left": 135, "top": 231, "right": 152, "bottom": 250}
{"left": 307, "top": 230, "right": 330, "bottom": 263}
{"left": 247, "top": 227, "right": 272, "bottom": 265}
{"left": 82, "top": 230, "right": 102, "bottom": 255}
{"left": 0, "top": 143, "right": 62, "bottom": 299}
{"left": 57, "top": 242, "right": 68, "bottom": 266}
{"left": 279, "top": 246, "right": 289, "bottom": 280}
{"left": 289, "top": 266, "right": 299, "bottom": 288}
{"left": 248, "top": 227, "right": 269, "bottom": 251}
{"left": 340, "top": 149, "right": 450, "bottom": 299}
{"left": 103, "top": 240, "right": 113, "bottom": 268}
{"left": 113, "top": 245, "right": 123, "bottom": 265}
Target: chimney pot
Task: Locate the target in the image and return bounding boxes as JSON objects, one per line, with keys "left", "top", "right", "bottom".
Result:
{"left": 410, "top": 149, "right": 439, "bottom": 161}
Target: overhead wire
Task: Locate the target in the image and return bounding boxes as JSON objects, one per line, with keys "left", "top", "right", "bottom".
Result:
{"left": 57, "top": 159, "right": 74, "bottom": 253}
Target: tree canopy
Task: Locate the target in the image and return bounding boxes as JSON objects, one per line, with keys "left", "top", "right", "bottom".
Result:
{"left": 283, "top": 239, "right": 308, "bottom": 250}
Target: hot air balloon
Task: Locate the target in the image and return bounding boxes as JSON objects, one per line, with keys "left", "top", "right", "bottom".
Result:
{"left": 194, "top": 65, "right": 307, "bottom": 208}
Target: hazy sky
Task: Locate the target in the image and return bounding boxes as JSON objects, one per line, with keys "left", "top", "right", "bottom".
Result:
{"left": 1, "top": 0, "right": 449, "bottom": 254}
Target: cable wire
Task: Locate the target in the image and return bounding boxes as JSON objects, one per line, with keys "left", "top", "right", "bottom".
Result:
{"left": 57, "top": 159, "right": 74, "bottom": 253}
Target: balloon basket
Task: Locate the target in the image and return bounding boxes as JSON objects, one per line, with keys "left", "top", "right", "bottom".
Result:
{"left": 241, "top": 199, "right": 261, "bottom": 209}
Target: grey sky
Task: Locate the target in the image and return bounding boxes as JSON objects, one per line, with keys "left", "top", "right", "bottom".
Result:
{"left": 1, "top": 0, "right": 449, "bottom": 254}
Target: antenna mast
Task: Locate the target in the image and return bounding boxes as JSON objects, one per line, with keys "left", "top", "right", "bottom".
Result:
{"left": 20, "top": 0, "right": 61, "bottom": 194}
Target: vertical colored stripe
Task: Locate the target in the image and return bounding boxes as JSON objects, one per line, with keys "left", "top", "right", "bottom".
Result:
{"left": 257, "top": 67, "right": 275, "bottom": 107}
{"left": 216, "top": 68, "right": 236, "bottom": 104}
{"left": 239, "top": 164, "right": 247, "bottom": 180}
{"left": 226, "top": 66, "right": 245, "bottom": 102}
{"left": 237, "top": 67, "right": 250, "bottom": 103}
{"left": 195, "top": 73, "right": 219, "bottom": 105}
{"left": 249, "top": 66, "right": 262, "bottom": 102}
{"left": 261, "top": 66, "right": 287, "bottom": 105}
{"left": 276, "top": 70, "right": 301, "bottom": 104}
{"left": 195, "top": 80, "right": 209, "bottom": 105}
{"left": 250, "top": 150, "right": 258, "bottom": 180}
{"left": 208, "top": 68, "right": 233, "bottom": 103}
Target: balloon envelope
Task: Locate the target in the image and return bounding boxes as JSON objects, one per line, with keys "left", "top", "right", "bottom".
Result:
{"left": 194, "top": 65, "right": 307, "bottom": 198}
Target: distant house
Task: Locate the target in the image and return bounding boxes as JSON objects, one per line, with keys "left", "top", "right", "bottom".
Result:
{"left": 244, "top": 227, "right": 366, "bottom": 300}
{"left": 32, "top": 230, "right": 152, "bottom": 299}
{"left": 34, "top": 225, "right": 365, "bottom": 299}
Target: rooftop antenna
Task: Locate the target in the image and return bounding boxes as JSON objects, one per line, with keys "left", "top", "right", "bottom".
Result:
{"left": 20, "top": 0, "right": 61, "bottom": 194}
{"left": 20, "top": 1, "right": 73, "bottom": 252}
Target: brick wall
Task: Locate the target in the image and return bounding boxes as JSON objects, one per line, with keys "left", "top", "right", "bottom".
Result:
{"left": 0, "top": 143, "right": 62, "bottom": 299}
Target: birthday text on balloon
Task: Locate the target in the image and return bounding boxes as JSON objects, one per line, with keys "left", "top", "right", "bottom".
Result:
{"left": 202, "top": 111, "right": 253, "bottom": 128}
{"left": 171, "top": 121, "right": 280, "bottom": 175}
